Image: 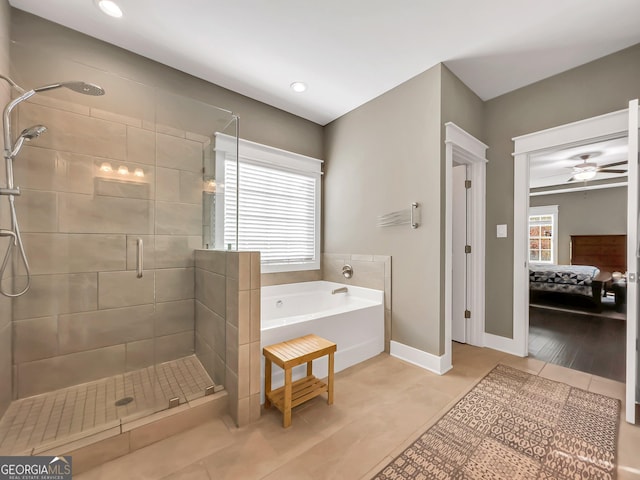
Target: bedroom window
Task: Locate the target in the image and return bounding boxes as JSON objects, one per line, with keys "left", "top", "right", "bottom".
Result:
{"left": 529, "top": 205, "right": 558, "bottom": 264}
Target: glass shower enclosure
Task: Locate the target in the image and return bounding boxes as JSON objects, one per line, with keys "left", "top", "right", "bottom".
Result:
{"left": 0, "top": 41, "right": 237, "bottom": 455}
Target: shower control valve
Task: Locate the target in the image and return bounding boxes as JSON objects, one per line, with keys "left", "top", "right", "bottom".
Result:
{"left": 342, "top": 264, "right": 353, "bottom": 279}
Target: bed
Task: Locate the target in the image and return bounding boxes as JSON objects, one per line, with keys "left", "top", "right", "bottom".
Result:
{"left": 570, "top": 234, "right": 626, "bottom": 274}
{"left": 530, "top": 235, "right": 626, "bottom": 311}
{"left": 529, "top": 263, "right": 609, "bottom": 311}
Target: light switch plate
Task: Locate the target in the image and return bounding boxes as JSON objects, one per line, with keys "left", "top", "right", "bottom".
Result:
{"left": 496, "top": 224, "right": 507, "bottom": 238}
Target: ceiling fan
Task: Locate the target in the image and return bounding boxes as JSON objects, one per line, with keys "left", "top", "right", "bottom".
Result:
{"left": 567, "top": 153, "right": 627, "bottom": 182}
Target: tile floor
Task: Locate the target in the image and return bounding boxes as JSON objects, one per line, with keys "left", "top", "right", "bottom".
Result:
{"left": 0, "top": 355, "right": 215, "bottom": 456}
{"left": 75, "top": 344, "right": 640, "bottom": 479}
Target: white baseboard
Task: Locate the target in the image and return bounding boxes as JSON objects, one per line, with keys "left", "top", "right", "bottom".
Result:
{"left": 483, "top": 333, "right": 524, "bottom": 357}
{"left": 390, "top": 341, "right": 451, "bottom": 375}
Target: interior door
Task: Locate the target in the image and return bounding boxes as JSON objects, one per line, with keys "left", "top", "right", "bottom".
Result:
{"left": 627, "top": 98, "right": 638, "bottom": 424}
{"left": 452, "top": 164, "right": 468, "bottom": 343}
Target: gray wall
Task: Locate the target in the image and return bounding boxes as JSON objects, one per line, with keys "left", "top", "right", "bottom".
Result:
{"left": 441, "top": 66, "right": 484, "bottom": 141}
{"left": 0, "top": 0, "right": 11, "bottom": 418}
{"left": 324, "top": 64, "right": 483, "bottom": 357}
{"left": 484, "top": 43, "right": 640, "bottom": 338}
{"left": 325, "top": 65, "right": 442, "bottom": 355}
{"left": 530, "top": 187, "right": 627, "bottom": 266}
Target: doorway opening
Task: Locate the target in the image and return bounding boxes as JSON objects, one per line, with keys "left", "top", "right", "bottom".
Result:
{"left": 444, "top": 123, "right": 488, "bottom": 371}
{"left": 527, "top": 138, "right": 628, "bottom": 382}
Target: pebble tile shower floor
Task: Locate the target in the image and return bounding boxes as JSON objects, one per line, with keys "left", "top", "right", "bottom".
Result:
{"left": 0, "top": 355, "right": 215, "bottom": 455}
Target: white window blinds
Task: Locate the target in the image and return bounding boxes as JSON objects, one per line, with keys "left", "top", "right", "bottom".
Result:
{"left": 224, "top": 160, "right": 318, "bottom": 266}
{"left": 215, "top": 134, "right": 323, "bottom": 272}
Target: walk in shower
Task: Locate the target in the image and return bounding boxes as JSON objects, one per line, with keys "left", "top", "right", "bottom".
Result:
{"left": 0, "top": 42, "right": 237, "bottom": 455}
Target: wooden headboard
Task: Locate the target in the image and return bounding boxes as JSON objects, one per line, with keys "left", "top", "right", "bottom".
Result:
{"left": 570, "top": 234, "right": 627, "bottom": 274}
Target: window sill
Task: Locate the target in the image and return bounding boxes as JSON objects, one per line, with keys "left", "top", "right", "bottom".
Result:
{"left": 261, "top": 261, "right": 320, "bottom": 274}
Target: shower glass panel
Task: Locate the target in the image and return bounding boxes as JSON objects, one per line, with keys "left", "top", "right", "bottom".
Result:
{"left": 154, "top": 90, "right": 237, "bottom": 403}
{"left": 204, "top": 125, "right": 239, "bottom": 251}
{"left": 0, "top": 41, "right": 236, "bottom": 455}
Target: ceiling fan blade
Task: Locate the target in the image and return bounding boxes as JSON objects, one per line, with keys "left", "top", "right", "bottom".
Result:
{"left": 597, "top": 169, "right": 627, "bottom": 174}
{"left": 597, "top": 160, "right": 628, "bottom": 169}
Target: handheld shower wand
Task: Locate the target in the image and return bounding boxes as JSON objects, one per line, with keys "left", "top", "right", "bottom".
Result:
{"left": 9, "top": 125, "right": 47, "bottom": 159}
{"left": 0, "top": 76, "right": 105, "bottom": 297}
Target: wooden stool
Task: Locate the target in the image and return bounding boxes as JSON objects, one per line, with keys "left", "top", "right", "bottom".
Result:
{"left": 263, "top": 334, "right": 337, "bottom": 428}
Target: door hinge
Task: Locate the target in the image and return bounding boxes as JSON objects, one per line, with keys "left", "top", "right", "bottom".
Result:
{"left": 465, "top": 245, "right": 471, "bottom": 254}
{"left": 464, "top": 180, "right": 472, "bottom": 189}
{"left": 464, "top": 309, "right": 471, "bottom": 319}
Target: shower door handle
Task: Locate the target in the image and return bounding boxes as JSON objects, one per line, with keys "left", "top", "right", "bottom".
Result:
{"left": 136, "top": 238, "right": 143, "bottom": 278}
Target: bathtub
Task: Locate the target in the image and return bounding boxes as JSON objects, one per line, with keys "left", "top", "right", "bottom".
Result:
{"left": 260, "top": 281, "right": 384, "bottom": 401}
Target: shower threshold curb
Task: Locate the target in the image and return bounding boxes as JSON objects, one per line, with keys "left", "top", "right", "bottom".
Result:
{"left": 31, "top": 390, "right": 228, "bottom": 475}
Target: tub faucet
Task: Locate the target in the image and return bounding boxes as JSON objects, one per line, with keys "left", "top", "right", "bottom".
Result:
{"left": 331, "top": 287, "right": 348, "bottom": 295}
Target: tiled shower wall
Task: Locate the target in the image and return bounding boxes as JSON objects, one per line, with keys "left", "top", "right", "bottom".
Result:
{"left": 195, "top": 250, "right": 261, "bottom": 427}
{"left": 10, "top": 96, "right": 207, "bottom": 398}
{"left": 194, "top": 250, "right": 227, "bottom": 386}
{"left": 0, "top": 0, "right": 11, "bottom": 418}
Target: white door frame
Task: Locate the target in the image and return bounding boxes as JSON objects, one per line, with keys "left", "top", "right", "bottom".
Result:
{"left": 626, "top": 99, "right": 638, "bottom": 424}
{"left": 512, "top": 109, "right": 631, "bottom": 357}
{"left": 444, "top": 122, "right": 488, "bottom": 369}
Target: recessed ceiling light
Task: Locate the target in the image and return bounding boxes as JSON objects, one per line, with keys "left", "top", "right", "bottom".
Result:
{"left": 96, "top": 0, "right": 123, "bottom": 18}
{"left": 290, "top": 82, "right": 307, "bottom": 93}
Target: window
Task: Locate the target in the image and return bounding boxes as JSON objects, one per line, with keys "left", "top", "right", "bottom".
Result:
{"left": 528, "top": 205, "right": 558, "bottom": 264}
{"left": 213, "top": 134, "right": 323, "bottom": 273}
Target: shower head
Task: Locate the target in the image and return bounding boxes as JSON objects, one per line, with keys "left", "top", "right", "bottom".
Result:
{"left": 3, "top": 80, "right": 105, "bottom": 159}
{"left": 10, "top": 125, "right": 48, "bottom": 158}
{"left": 33, "top": 81, "right": 105, "bottom": 96}
{"left": 20, "top": 125, "right": 47, "bottom": 140}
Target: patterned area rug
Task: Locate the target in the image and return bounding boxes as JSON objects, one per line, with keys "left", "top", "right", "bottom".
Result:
{"left": 374, "top": 364, "right": 620, "bottom": 480}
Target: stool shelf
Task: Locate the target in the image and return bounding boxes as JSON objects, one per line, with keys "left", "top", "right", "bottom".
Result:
{"left": 266, "top": 375, "right": 327, "bottom": 411}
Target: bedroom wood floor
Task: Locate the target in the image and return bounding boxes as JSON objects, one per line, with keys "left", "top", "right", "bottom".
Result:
{"left": 529, "top": 306, "right": 626, "bottom": 382}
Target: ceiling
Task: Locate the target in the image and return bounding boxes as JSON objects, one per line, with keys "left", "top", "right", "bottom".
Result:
{"left": 8, "top": 0, "right": 640, "bottom": 125}
{"left": 529, "top": 137, "right": 628, "bottom": 191}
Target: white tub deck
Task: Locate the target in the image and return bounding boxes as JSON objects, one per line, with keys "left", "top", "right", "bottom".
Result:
{"left": 260, "top": 281, "right": 384, "bottom": 402}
